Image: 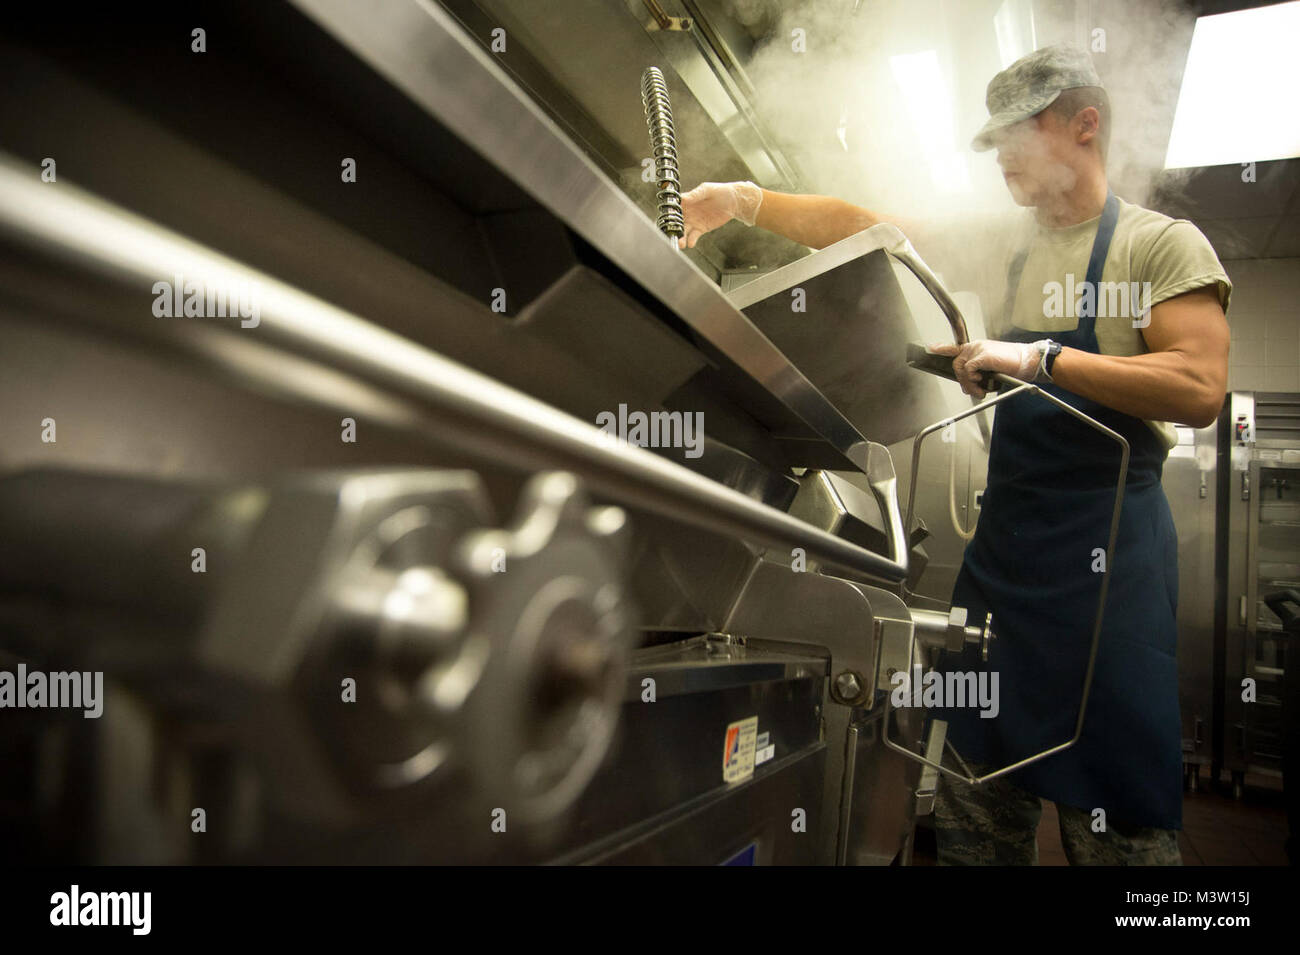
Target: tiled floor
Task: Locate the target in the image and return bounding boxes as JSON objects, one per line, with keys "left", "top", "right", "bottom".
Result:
{"left": 912, "top": 774, "right": 1291, "bottom": 865}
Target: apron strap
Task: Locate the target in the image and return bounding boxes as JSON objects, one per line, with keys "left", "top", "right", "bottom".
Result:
{"left": 1002, "top": 191, "right": 1119, "bottom": 341}
{"left": 1080, "top": 192, "right": 1121, "bottom": 333}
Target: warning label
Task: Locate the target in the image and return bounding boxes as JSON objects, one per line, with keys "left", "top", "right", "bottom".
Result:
{"left": 722, "top": 716, "right": 760, "bottom": 784}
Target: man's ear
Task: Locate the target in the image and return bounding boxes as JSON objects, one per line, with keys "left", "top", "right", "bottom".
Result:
{"left": 1076, "top": 106, "right": 1100, "bottom": 146}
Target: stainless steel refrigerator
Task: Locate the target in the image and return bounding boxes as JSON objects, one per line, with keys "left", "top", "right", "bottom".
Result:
{"left": 1218, "top": 392, "right": 1300, "bottom": 797}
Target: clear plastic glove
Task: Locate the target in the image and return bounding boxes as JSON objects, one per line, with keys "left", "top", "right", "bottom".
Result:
{"left": 928, "top": 339, "right": 1047, "bottom": 398}
{"left": 677, "top": 181, "right": 763, "bottom": 249}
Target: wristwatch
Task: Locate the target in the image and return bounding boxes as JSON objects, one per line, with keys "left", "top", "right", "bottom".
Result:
{"left": 1037, "top": 339, "right": 1063, "bottom": 382}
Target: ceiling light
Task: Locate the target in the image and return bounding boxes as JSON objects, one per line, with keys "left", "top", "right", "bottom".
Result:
{"left": 1165, "top": 1, "right": 1300, "bottom": 168}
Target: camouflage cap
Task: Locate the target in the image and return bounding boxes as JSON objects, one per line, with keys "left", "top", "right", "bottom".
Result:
{"left": 971, "top": 44, "right": 1103, "bottom": 152}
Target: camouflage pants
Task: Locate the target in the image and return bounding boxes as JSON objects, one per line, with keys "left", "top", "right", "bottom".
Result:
{"left": 934, "top": 762, "right": 1182, "bottom": 865}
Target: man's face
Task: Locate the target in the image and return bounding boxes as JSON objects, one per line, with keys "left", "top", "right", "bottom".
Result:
{"left": 990, "top": 110, "right": 1078, "bottom": 207}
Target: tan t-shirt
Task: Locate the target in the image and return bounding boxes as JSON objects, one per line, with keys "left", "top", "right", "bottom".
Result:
{"left": 910, "top": 197, "right": 1233, "bottom": 451}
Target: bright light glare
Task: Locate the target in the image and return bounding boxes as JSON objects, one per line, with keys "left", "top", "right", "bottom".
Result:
{"left": 994, "top": 0, "right": 1037, "bottom": 70}
{"left": 889, "top": 50, "right": 972, "bottom": 194}
{"left": 1164, "top": 1, "right": 1300, "bottom": 168}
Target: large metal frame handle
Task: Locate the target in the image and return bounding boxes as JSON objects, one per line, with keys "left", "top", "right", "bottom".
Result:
{"left": 871, "top": 223, "right": 969, "bottom": 346}
{"left": 875, "top": 224, "right": 997, "bottom": 455}
{"left": 886, "top": 372, "right": 1131, "bottom": 786}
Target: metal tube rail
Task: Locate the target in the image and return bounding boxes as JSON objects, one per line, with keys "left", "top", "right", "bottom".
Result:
{"left": 0, "top": 155, "right": 908, "bottom": 584}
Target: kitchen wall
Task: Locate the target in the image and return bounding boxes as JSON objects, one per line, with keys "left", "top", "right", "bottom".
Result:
{"left": 1223, "top": 257, "right": 1300, "bottom": 393}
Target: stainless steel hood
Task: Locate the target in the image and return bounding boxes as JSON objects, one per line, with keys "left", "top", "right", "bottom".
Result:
{"left": 436, "top": 0, "right": 803, "bottom": 191}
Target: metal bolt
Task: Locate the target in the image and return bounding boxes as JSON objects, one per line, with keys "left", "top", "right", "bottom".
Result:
{"left": 835, "top": 671, "right": 863, "bottom": 700}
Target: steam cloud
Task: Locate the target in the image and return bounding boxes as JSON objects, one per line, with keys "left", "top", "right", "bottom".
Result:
{"left": 706, "top": 0, "right": 1201, "bottom": 265}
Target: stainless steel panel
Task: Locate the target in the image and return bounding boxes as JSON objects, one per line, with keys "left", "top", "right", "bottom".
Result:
{"left": 0, "top": 154, "right": 908, "bottom": 585}
{"left": 726, "top": 222, "right": 971, "bottom": 344}
{"left": 553, "top": 633, "right": 828, "bottom": 864}
{"left": 842, "top": 709, "right": 925, "bottom": 865}
{"left": 1165, "top": 422, "right": 1218, "bottom": 775}
{"left": 733, "top": 244, "right": 953, "bottom": 448}
{"left": 723, "top": 558, "right": 925, "bottom": 865}
{"left": 289, "top": 0, "right": 885, "bottom": 475}
{"left": 1223, "top": 393, "right": 1255, "bottom": 778}
{"left": 440, "top": 0, "right": 802, "bottom": 191}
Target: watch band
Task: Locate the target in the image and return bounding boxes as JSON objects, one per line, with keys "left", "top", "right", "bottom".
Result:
{"left": 1037, "top": 339, "right": 1062, "bottom": 382}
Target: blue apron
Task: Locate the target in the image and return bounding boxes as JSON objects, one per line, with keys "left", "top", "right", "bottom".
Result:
{"left": 938, "top": 194, "right": 1183, "bottom": 831}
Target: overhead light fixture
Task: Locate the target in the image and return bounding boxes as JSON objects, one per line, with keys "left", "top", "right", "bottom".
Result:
{"left": 1164, "top": 1, "right": 1300, "bottom": 168}
{"left": 889, "top": 50, "right": 972, "bottom": 194}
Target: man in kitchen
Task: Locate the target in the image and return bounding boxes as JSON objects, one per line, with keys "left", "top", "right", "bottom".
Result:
{"left": 676, "top": 45, "right": 1231, "bottom": 865}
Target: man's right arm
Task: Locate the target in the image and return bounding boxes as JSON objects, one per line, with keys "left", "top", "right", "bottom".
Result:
{"left": 753, "top": 188, "right": 912, "bottom": 250}
{"left": 678, "top": 181, "right": 911, "bottom": 250}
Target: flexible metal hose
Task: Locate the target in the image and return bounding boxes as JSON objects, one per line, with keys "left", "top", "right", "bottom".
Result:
{"left": 640, "top": 67, "right": 684, "bottom": 240}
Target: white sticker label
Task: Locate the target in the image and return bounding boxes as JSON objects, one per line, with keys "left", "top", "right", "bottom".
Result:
{"left": 755, "top": 732, "right": 770, "bottom": 750}
{"left": 722, "top": 716, "right": 759, "bottom": 784}
{"left": 1258, "top": 449, "right": 1282, "bottom": 461}
{"left": 754, "top": 744, "right": 776, "bottom": 766}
